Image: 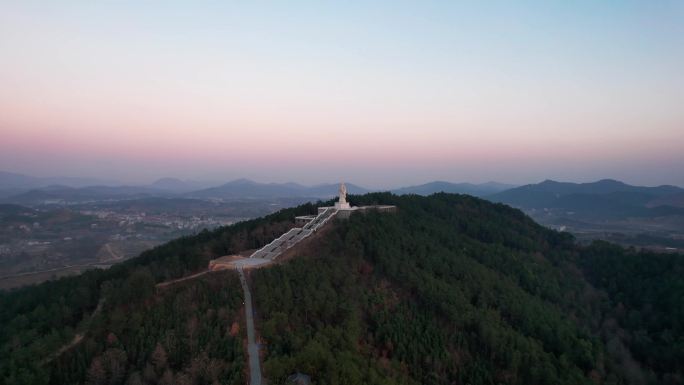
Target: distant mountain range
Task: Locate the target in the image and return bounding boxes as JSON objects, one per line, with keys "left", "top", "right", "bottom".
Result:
{"left": 0, "top": 171, "right": 117, "bottom": 190}
{"left": 1, "top": 185, "right": 178, "bottom": 205}
{"left": 392, "top": 181, "right": 515, "bottom": 197}
{"left": 3, "top": 171, "right": 684, "bottom": 216}
{"left": 0, "top": 172, "right": 218, "bottom": 195}
{"left": 0, "top": 173, "right": 372, "bottom": 205}
{"left": 4, "top": 177, "right": 514, "bottom": 204}
{"left": 149, "top": 177, "right": 220, "bottom": 193}
{"left": 489, "top": 179, "right": 684, "bottom": 219}
{"left": 186, "top": 179, "right": 370, "bottom": 200}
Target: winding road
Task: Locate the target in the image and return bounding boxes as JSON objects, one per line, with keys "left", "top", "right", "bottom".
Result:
{"left": 237, "top": 266, "right": 262, "bottom": 385}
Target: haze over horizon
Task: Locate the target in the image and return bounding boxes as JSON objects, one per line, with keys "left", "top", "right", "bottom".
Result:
{"left": 2, "top": 1, "right": 683, "bottom": 187}
{"left": 4, "top": 169, "right": 684, "bottom": 192}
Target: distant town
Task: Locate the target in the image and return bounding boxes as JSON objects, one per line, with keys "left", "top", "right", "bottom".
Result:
{"left": 0, "top": 197, "right": 297, "bottom": 289}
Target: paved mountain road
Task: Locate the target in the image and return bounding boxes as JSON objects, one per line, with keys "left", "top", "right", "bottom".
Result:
{"left": 238, "top": 266, "right": 262, "bottom": 385}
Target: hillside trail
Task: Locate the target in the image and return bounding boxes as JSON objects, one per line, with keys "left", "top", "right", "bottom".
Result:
{"left": 155, "top": 269, "right": 212, "bottom": 288}
{"left": 43, "top": 297, "right": 105, "bottom": 364}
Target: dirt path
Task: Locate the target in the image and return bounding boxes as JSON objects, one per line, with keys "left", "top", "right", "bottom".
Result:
{"left": 155, "top": 269, "right": 213, "bottom": 288}
{"left": 47, "top": 269, "right": 215, "bottom": 365}
{"left": 104, "top": 243, "right": 123, "bottom": 261}
{"left": 43, "top": 297, "right": 105, "bottom": 364}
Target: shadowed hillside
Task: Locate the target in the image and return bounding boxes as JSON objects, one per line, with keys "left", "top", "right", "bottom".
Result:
{"left": 1, "top": 193, "right": 682, "bottom": 385}
{"left": 252, "top": 193, "right": 683, "bottom": 385}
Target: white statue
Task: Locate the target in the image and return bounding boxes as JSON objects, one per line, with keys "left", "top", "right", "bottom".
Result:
{"left": 339, "top": 182, "right": 347, "bottom": 204}
{"left": 335, "top": 182, "right": 351, "bottom": 210}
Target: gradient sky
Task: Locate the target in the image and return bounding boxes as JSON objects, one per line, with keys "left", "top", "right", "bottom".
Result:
{"left": 1, "top": 1, "right": 683, "bottom": 188}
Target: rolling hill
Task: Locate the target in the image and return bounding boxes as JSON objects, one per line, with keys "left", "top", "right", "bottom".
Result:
{"left": 648, "top": 192, "right": 684, "bottom": 208}
{"left": 490, "top": 179, "right": 682, "bottom": 207}
{"left": 1, "top": 193, "right": 682, "bottom": 384}
{"left": 0, "top": 171, "right": 116, "bottom": 190}
{"left": 489, "top": 179, "right": 684, "bottom": 219}
{"left": 0, "top": 185, "right": 175, "bottom": 205}
{"left": 148, "top": 177, "right": 218, "bottom": 193}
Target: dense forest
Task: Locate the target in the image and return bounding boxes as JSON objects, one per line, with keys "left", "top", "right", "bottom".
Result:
{"left": 0, "top": 203, "right": 318, "bottom": 385}
{"left": 1, "top": 193, "right": 682, "bottom": 384}
{"left": 251, "top": 193, "right": 683, "bottom": 385}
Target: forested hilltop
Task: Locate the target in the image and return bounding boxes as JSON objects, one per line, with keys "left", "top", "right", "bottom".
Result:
{"left": 1, "top": 193, "right": 682, "bottom": 385}
{"left": 253, "top": 193, "right": 683, "bottom": 385}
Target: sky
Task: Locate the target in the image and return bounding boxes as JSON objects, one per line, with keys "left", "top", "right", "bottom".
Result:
{"left": 1, "top": 1, "right": 683, "bottom": 189}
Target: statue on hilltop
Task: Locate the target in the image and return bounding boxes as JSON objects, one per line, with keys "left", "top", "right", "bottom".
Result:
{"left": 339, "top": 182, "right": 347, "bottom": 204}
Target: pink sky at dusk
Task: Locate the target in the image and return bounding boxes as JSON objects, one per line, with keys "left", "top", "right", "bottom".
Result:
{"left": 1, "top": 1, "right": 683, "bottom": 188}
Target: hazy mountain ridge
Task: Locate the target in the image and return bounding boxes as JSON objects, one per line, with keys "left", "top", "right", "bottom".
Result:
{"left": 0, "top": 171, "right": 117, "bottom": 190}
{"left": 486, "top": 179, "right": 684, "bottom": 249}
{"left": 0, "top": 185, "right": 176, "bottom": 205}
{"left": 4, "top": 171, "right": 683, "bottom": 216}
{"left": 149, "top": 177, "right": 219, "bottom": 192}
{"left": 490, "top": 179, "right": 684, "bottom": 212}
{"left": 185, "top": 179, "right": 370, "bottom": 199}
{"left": 1, "top": 172, "right": 374, "bottom": 204}
{"left": 392, "top": 180, "right": 515, "bottom": 196}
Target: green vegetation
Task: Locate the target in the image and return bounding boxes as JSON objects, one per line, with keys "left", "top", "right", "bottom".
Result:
{"left": 252, "top": 193, "right": 684, "bottom": 385}
{"left": 53, "top": 270, "right": 245, "bottom": 385}
{"left": 0, "top": 203, "right": 317, "bottom": 385}
{"left": 579, "top": 242, "right": 684, "bottom": 382}
{"left": 1, "top": 193, "right": 682, "bottom": 385}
